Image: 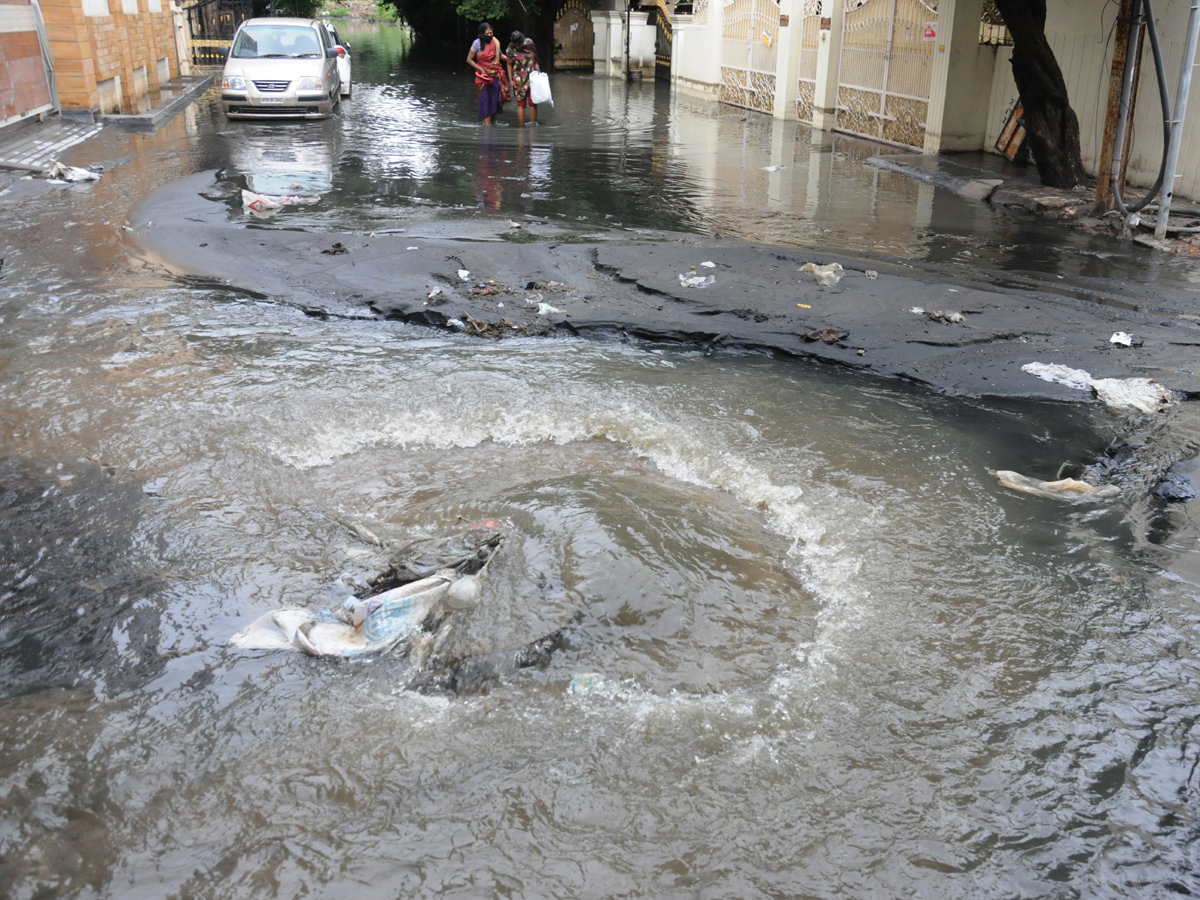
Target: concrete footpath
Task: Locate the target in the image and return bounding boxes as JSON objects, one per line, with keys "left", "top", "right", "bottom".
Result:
{"left": 131, "top": 169, "right": 1200, "bottom": 406}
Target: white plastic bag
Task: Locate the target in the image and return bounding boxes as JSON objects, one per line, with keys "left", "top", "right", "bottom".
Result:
{"left": 529, "top": 70, "right": 553, "bottom": 106}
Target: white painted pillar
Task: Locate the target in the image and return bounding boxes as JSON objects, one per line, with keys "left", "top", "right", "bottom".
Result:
{"left": 772, "top": 0, "right": 806, "bottom": 119}
{"left": 811, "top": 0, "right": 845, "bottom": 131}
{"left": 923, "top": 0, "right": 993, "bottom": 153}
{"left": 710, "top": 0, "right": 726, "bottom": 88}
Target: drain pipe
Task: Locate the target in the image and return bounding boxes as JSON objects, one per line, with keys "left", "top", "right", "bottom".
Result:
{"left": 1155, "top": 0, "right": 1200, "bottom": 238}
{"left": 1111, "top": 0, "right": 1172, "bottom": 217}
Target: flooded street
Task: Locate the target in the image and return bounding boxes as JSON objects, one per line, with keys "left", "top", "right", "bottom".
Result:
{"left": 2, "top": 23, "right": 1200, "bottom": 898}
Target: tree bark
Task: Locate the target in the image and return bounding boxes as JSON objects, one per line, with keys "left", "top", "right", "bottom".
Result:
{"left": 993, "top": 0, "right": 1087, "bottom": 188}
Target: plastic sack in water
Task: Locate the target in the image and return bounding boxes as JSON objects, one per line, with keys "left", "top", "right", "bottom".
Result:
{"left": 529, "top": 71, "right": 553, "bottom": 106}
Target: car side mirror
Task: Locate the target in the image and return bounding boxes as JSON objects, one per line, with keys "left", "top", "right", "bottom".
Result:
{"left": 325, "top": 47, "right": 338, "bottom": 59}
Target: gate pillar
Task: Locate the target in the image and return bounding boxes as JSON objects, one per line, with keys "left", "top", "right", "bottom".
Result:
{"left": 811, "top": 0, "right": 845, "bottom": 130}
{"left": 771, "top": 0, "right": 807, "bottom": 119}
{"left": 922, "top": 0, "right": 992, "bottom": 152}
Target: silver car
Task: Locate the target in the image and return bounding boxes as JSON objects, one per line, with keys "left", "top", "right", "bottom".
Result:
{"left": 221, "top": 18, "right": 342, "bottom": 119}
{"left": 322, "top": 22, "right": 352, "bottom": 98}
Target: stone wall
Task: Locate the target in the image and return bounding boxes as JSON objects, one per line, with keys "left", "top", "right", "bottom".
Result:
{"left": 40, "top": 0, "right": 178, "bottom": 119}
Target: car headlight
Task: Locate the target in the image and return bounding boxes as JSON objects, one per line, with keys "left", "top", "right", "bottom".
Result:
{"left": 295, "top": 77, "right": 324, "bottom": 91}
{"left": 223, "top": 75, "right": 246, "bottom": 91}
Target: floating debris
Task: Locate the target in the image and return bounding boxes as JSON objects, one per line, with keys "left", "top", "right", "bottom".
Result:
{"left": 47, "top": 161, "right": 101, "bottom": 182}
{"left": 993, "top": 470, "right": 1121, "bottom": 500}
{"left": 568, "top": 672, "right": 604, "bottom": 694}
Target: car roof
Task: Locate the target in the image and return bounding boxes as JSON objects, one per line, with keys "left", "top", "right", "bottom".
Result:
{"left": 239, "top": 17, "right": 321, "bottom": 27}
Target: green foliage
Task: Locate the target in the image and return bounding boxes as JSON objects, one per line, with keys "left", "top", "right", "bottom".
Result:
{"left": 376, "top": 1, "right": 401, "bottom": 21}
{"left": 255, "top": 0, "right": 323, "bottom": 17}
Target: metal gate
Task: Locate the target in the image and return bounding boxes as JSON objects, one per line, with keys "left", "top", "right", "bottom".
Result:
{"left": 553, "top": 0, "right": 593, "bottom": 71}
{"left": 183, "top": 0, "right": 251, "bottom": 67}
{"left": 720, "top": 0, "right": 780, "bottom": 114}
{"left": 652, "top": 2, "right": 672, "bottom": 82}
{"left": 0, "top": 0, "right": 56, "bottom": 129}
{"left": 796, "top": 0, "right": 823, "bottom": 122}
{"left": 834, "top": 0, "right": 937, "bottom": 147}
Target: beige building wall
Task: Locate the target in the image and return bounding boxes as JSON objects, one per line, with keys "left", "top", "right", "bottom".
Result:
{"left": 986, "top": 0, "right": 1200, "bottom": 201}
{"left": 41, "top": 0, "right": 178, "bottom": 119}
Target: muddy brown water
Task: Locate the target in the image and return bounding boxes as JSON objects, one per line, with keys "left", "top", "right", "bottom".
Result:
{"left": 2, "top": 23, "right": 1199, "bottom": 898}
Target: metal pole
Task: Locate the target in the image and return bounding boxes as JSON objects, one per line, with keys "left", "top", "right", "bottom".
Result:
{"left": 1155, "top": 0, "right": 1200, "bottom": 238}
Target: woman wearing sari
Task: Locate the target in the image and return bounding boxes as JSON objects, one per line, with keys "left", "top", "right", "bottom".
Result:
{"left": 467, "top": 22, "right": 508, "bottom": 124}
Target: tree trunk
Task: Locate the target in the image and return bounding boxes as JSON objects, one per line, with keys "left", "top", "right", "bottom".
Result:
{"left": 993, "top": 0, "right": 1087, "bottom": 188}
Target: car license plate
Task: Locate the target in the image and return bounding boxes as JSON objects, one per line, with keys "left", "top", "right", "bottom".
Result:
{"left": 260, "top": 96, "right": 285, "bottom": 104}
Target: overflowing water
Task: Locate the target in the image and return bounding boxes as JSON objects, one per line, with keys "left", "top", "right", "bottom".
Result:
{"left": 2, "top": 23, "right": 1199, "bottom": 899}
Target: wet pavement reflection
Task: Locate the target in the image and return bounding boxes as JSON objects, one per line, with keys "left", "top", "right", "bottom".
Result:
{"left": 1, "top": 21, "right": 1199, "bottom": 900}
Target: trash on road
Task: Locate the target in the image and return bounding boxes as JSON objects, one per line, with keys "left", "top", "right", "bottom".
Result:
{"left": 537, "top": 302, "right": 561, "bottom": 315}
{"left": 700, "top": 261, "right": 716, "bottom": 268}
{"left": 1021, "top": 362, "right": 1176, "bottom": 413}
{"left": 46, "top": 161, "right": 101, "bottom": 182}
{"left": 1021, "top": 362, "right": 1093, "bottom": 391}
{"left": 1109, "top": 331, "right": 1142, "bottom": 347}
{"left": 321, "top": 242, "right": 348, "bottom": 255}
{"left": 865, "top": 270, "right": 878, "bottom": 279}
{"left": 458, "top": 269, "right": 471, "bottom": 281}
{"left": 799, "top": 262, "right": 844, "bottom": 286}
{"left": 679, "top": 273, "right": 715, "bottom": 288}
{"left": 803, "top": 328, "right": 848, "bottom": 344}
{"left": 911, "top": 307, "right": 964, "bottom": 324}
{"left": 993, "top": 470, "right": 1121, "bottom": 500}
{"left": 1090, "top": 377, "right": 1176, "bottom": 413}
{"left": 229, "top": 522, "right": 503, "bottom": 657}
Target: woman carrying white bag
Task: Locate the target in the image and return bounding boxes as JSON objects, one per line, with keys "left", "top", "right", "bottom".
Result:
{"left": 526, "top": 39, "right": 553, "bottom": 111}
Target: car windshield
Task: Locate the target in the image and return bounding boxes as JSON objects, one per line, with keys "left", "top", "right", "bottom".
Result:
{"left": 231, "top": 25, "right": 322, "bottom": 59}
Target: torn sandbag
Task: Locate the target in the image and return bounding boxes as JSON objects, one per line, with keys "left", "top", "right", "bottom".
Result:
{"left": 1020, "top": 362, "right": 1175, "bottom": 413}
{"left": 799, "top": 262, "right": 844, "bottom": 286}
{"left": 241, "top": 189, "right": 319, "bottom": 214}
{"left": 47, "top": 161, "right": 101, "bottom": 182}
{"left": 229, "top": 521, "right": 503, "bottom": 657}
{"left": 993, "top": 470, "right": 1121, "bottom": 500}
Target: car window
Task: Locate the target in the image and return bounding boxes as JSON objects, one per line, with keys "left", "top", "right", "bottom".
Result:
{"left": 231, "top": 24, "right": 322, "bottom": 59}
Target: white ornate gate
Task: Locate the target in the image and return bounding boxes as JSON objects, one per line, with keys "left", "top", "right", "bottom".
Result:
{"left": 720, "top": 0, "right": 781, "bottom": 114}
{"left": 835, "top": 0, "right": 938, "bottom": 147}
{"left": 796, "top": 0, "right": 823, "bottom": 123}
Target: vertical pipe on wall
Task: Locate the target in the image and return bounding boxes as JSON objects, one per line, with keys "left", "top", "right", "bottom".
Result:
{"left": 1154, "top": 0, "right": 1200, "bottom": 237}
